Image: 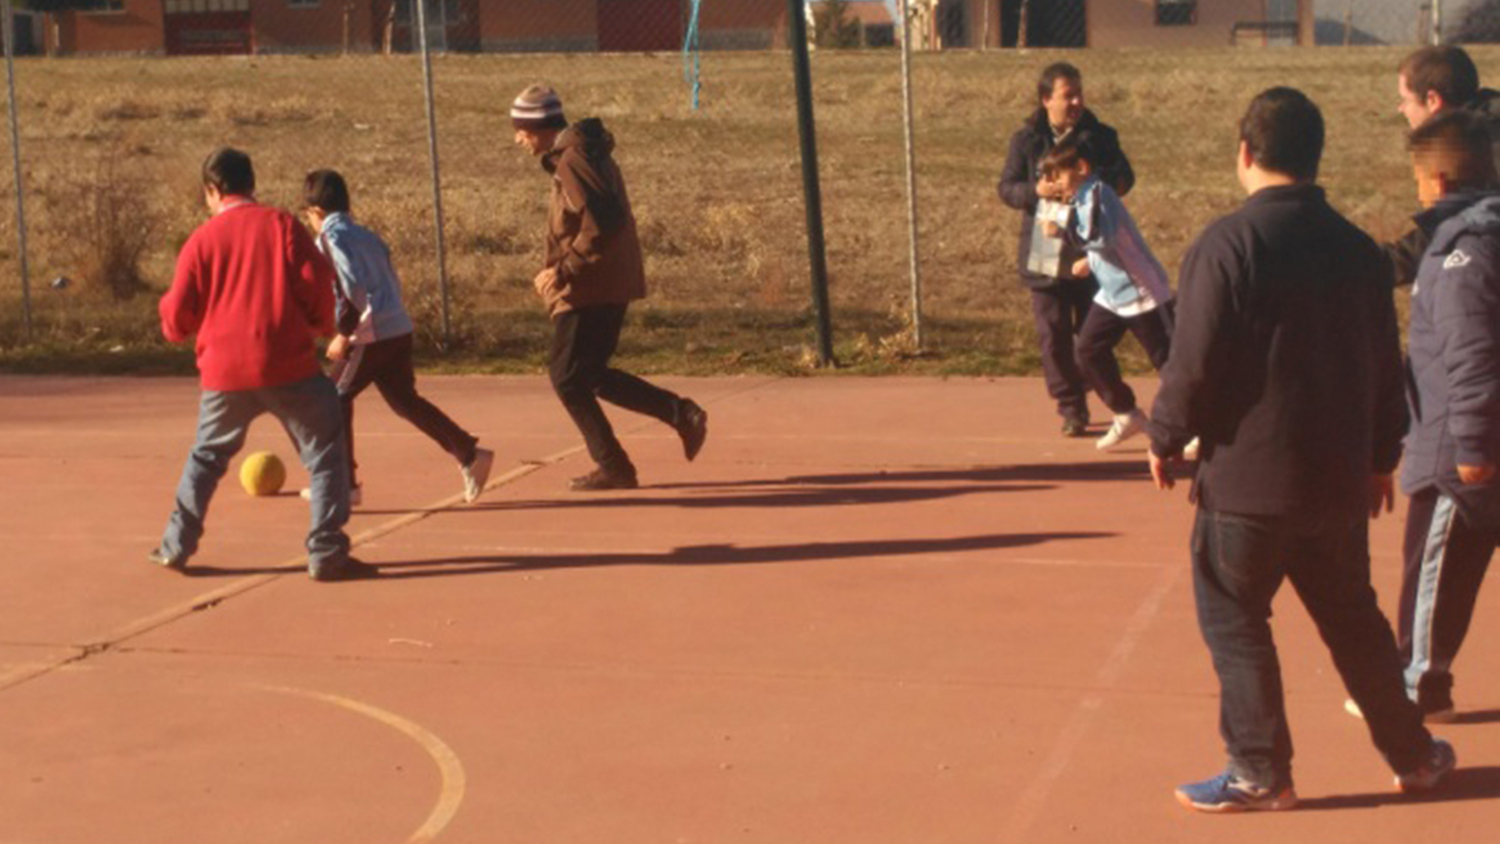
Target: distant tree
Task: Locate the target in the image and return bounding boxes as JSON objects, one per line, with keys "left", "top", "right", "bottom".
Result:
{"left": 814, "top": 0, "right": 864, "bottom": 49}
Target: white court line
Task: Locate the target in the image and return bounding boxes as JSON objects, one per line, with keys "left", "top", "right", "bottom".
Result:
{"left": 258, "top": 684, "right": 466, "bottom": 844}
{"left": 1000, "top": 562, "right": 1183, "bottom": 840}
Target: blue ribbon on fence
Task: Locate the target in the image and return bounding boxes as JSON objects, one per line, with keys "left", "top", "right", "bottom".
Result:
{"left": 682, "top": 0, "right": 703, "bottom": 110}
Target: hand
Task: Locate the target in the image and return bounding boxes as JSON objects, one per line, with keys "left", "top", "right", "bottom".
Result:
{"left": 1369, "top": 473, "right": 1395, "bottom": 519}
{"left": 532, "top": 267, "right": 558, "bottom": 298}
{"left": 1149, "top": 450, "right": 1175, "bottom": 491}
{"left": 1458, "top": 463, "right": 1497, "bottom": 485}
{"left": 1042, "top": 221, "right": 1061, "bottom": 238}
{"left": 1036, "top": 176, "right": 1060, "bottom": 201}
{"left": 326, "top": 334, "right": 351, "bottom": 362}
{"left": 1070, "top": 257, "right": 1091, "bottom": 277}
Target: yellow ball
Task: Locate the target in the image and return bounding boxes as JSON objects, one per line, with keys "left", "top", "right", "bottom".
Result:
{"left": 239, "top": 451, "right": 286, "bottom": 497}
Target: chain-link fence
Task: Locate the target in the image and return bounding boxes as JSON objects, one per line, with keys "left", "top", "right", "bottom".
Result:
{"left": 4, "top": 1, "right": 1500, "bottom": 373}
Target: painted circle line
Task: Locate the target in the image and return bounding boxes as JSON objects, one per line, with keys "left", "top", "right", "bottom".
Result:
{"left": 257, "top": 684, "right": 467, "bottom": 843}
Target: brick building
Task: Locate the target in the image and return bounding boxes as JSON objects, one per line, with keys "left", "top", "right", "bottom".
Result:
{"left": 938, "top": 0, "right": 1312, "bottom": 49}
{"left": 40, "top": 0, "right": 795, "bottom": 56}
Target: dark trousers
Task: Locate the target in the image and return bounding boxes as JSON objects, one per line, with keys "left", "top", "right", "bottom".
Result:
{"left": 1191, "top": 508, "right": 1431, "bottom": 788}
{"left": 550, "top": 303, "right": 682, "bottom": 474}
{"left": 1074, "top": 303, "right": 1173, "bottom": 415}
{"left": 1398, "top": 488, "right": 1498, "bottom": 706}
{"left": 1029, "top": 280, "right": 1095, "bottom": 420}
{"left": 330, "top": 333, "right": 477, "bottom": 488}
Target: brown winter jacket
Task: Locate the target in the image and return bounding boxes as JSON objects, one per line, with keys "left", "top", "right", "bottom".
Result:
{"left": 539, "top": 118, "right": 646, "bottom": 318}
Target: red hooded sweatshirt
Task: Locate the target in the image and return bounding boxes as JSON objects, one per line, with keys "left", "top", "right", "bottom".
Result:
{"left": 159, "top": 198, "right": 336, "bottom": 391}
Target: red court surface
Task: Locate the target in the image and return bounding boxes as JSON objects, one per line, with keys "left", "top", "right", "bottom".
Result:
{"left": 1, "top": 373, "right": 1496, "bottom": 844}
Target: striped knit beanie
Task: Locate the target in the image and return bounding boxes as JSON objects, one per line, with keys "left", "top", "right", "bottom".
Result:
{"left": 511, "top": 85, "right": 567, "bottom": 131}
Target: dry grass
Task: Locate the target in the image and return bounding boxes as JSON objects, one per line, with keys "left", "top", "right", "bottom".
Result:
{"left": 0, "top": 46, "right": 1482, "bottom": 374}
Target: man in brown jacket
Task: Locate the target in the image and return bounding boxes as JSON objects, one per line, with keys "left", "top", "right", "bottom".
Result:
{"left": 512, "top": 84, "right": 708, "bottom": 491}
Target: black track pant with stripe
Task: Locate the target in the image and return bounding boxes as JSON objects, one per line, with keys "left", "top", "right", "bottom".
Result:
{"left": 1398, "top": 488, "right": 1497, "bottom": 709}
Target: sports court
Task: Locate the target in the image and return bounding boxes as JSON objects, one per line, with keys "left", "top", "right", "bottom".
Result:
{"left": 1, "top": 373, "right": 1496, "bottom": 843}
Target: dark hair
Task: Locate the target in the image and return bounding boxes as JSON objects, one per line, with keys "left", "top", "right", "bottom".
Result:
{"left": 1040, "top": 133, "right": 1096, "bottom": 177}
{"left": 1038, "top": 62, "right": 1082, "bottom": 103}
{"left": 303, "top": 169, "right": 351, "bottom": 214}
{"left": 1400, "top": 46, "right": 1480, "bottom": 109}
{"left": 1408, "top": 109, "right": 1498, "bottom": 189}
{"left": 1238, "top": 87, "right": 1324, "bottom": 182}
{"left": 201, "top": 147, "right": 254, "bottom": 195}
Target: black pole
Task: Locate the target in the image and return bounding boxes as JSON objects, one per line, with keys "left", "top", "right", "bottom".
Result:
{"left": 787, "top": 0, "right": 834, "bottom": 366}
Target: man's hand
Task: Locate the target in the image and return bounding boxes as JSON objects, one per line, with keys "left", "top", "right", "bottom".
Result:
{"left": 1458, "top": 463, "right": 1497, "bottom": 485}
{"left": 1042, "top": 221, "right": 1061, "bottom": 238}
{"left": 1070, "top": 257, "right": 1091, "bottom": 277}
{"left": 1369, "top": 473, "right": 1395, "bottom": 519}
{"left": 1149, "top": 450, "right": 1175, "bottom": 492}
{"left": 533, "top": 267, "right": 559, "bottom": 299}
{"left": 326, "top": 334, "right": 351, "bottom": 362}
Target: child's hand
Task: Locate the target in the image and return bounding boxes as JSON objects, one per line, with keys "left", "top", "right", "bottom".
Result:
{"left": 1459, "top": 463, "right": 1496, "bottom": 484}
{"left": 533, "top": 267, "right": 559, "bottom": 298}
{"left": 1042, "top": 221, "right": 1061, "bottom": 238}
{"left": 1070, "top": 257, "right": 1090, "bottom": 277}
{"left": 326, "top": 334, "right": 351, "bottom": 362}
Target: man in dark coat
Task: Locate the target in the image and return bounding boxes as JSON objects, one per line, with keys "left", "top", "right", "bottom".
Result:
{"left": 1149, "top": 88, "right": 1454, "bottom": 812}
{"left": 1388, "top": 45, "right": 1500, "bottom": 287}
{"left": 998, "top": 62, "right": 1134, "bottom": 436}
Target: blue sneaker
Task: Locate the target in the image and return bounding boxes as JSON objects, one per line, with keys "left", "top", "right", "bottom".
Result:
{"left": 1175, "top": 772, "right": 1298, "bottom": 813}
{"left": 1395, "top": 739, "right": 1456, "bottom": 793}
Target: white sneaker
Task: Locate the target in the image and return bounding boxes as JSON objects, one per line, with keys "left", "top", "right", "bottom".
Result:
{"left": 1182, "top": 437, "right": 1201, "bottom": 462}
{"left": 461, "top": 447, "right": 495, "bottom": 503}
{"left": 300, "top": 485, "right": 362, "bottom": 506}
{"left": 1096, "top": 409, "right": 1147, "bottom": 451}
{"left": 1345, "top": 697, "right": 1458, "bottom": 724}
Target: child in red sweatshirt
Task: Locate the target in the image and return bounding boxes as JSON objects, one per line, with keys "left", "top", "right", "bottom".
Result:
{"left": 151, "top": 147, "right": 374, "bottom": 582}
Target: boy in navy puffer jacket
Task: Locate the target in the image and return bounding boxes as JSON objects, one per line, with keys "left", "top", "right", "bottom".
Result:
{"left": 1383, "top": 111, "right": 1500, "bottom": 723}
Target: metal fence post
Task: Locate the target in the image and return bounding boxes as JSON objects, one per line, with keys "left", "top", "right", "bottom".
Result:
{"left": 414, "top": 0, "right": 452, "bottom": 346}
{"left": 787, "top": 0, "right": 834, "bottom": 367}
{"left": 1432, "top": 0, "right": 1443, "bottom": 45}
{"left": 898, "top": 0, "right": 922, "bottom": 348}
{"left": 3, "top": 1, "right": 32, "bottom": 339}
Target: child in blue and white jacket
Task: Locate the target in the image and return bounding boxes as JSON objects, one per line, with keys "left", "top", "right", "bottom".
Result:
{"left": 302, "top": 169, "right": 494, "bottom": 505}
{"left": 1040, "top": 134, "right": 1181, "bottom": 452}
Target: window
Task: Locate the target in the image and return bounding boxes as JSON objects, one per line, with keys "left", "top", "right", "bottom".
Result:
{"left": 288, "top": 0, "right": 321, "bottom": 7}
{"left": 81, "top": 0, "right": 126, "bottom": 13}
{"left": 1155, "top": 0, "right": 1196, "bottom": 27}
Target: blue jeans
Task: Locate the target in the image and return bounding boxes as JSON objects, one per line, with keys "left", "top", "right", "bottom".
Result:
{"left": 160, "top": 375, "right": 351, "bottom": 571}
{"left": 1190, "top": 507, "right": 1431, "bottom": 788}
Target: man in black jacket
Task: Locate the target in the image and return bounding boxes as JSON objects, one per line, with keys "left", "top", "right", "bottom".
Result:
{"left": 998, "top": 62, "right": 1133, "bottom": 436}
{"left": 1387, "top": 45, "right": 1500, "bottom": 287}
{"left": 1149, "top": 88, "right": 1454, "bottom": 813}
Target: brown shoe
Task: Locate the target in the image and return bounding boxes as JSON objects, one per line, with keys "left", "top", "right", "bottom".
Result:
{"left": 569, "top": 466, "right": 639, "bottom": 491}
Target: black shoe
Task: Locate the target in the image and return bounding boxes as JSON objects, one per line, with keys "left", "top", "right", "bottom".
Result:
{"left": 676, "top": 400, "right": 708, "bottom": 462}
{"left": 309, "top": 556, "right": 380, "bottom": 582}
{"left": 569, "top": 466, "right": 639, "bottom": 491}
{"left": 1061, "top": 415, "right": 1089, "bottom": 437}
{"left": 148, "top": 546, "right": 187, "bottom": 571}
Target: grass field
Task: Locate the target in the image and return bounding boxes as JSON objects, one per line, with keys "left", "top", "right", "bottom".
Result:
{"left": 0, "top": 45, "right": 1486, "bottom": 376}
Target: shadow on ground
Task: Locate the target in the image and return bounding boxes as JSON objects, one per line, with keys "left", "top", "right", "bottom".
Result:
{"left": 1297, "top": 766, "right": 1500, "bottom": 810}
{"left": 365, "top": 532, "right": 1116, "bottom": 580}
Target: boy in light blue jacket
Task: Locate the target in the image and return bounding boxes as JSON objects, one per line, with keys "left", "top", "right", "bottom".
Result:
{"left": 1040, "top": 135, "right": 1180, "bottom": 451}
{"left": 302, "top": 169, "right": 493, "bottom": 505}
